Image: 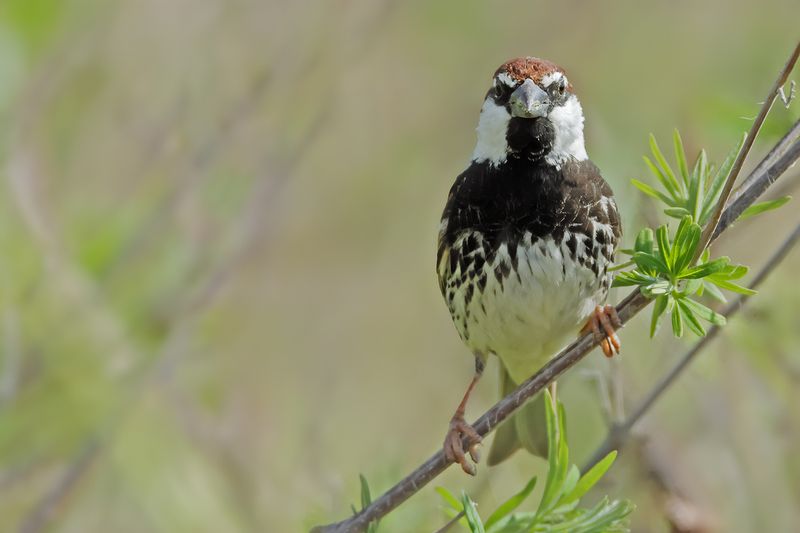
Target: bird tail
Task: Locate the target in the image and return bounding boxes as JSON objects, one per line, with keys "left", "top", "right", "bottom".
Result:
{"left": 487, "top": 365, "right": 548, "bottom": 465}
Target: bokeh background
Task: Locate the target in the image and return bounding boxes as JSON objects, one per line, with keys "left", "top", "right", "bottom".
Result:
{"left": 0, "top": 1, "right": 798, "bottom": 532}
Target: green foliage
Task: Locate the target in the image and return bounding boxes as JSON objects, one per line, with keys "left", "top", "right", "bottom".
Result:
{"left": 612, "top": 216, "right": 751, "bottom": 337}
{"left": 614, "top": 130, "right": 788, "bottom": 338}
{"left": 350, "top": 474, "right": 379, "bottom": 533}
{"left": 632, "top": 130, "right": 788, "bottom": 226}
{"left": 437, "top": 391, "right": 633, "bottom": 533}
{"left": 738, "top": 195, "right": 792, "bottom": 221}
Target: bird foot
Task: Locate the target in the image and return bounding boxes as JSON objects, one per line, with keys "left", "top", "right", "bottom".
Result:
{"left": 582, "top": 305, "right": 622, "bottom": 357}
{"left": 443, "top": 414, "right": 482, "bottom": 475}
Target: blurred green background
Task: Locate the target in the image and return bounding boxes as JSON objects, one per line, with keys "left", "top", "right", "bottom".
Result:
{"left": 0, "top": 1, "right": 798, "bottom": 532}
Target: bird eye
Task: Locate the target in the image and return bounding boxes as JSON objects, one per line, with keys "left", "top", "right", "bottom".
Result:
{"left": 494, "top": 80, "right": 513, "bottom": 101}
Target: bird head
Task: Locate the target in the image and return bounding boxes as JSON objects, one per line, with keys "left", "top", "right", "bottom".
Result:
{"left": 472, "top": 57, "right": 587, "bottom": 168}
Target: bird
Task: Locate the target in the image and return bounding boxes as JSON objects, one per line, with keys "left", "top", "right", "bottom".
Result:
{"left": 436, "top": 57, "right": 622, "bottom": 475}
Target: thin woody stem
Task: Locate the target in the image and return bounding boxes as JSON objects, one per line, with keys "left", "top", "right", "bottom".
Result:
{"left": 432, "top": 511, "right": 465, "bottom": 533}
{"left": 696, "top": 40, "right": 800, "bottom": 259}
{"left": 716, "top": 119, "right": 800, "bottom": 240}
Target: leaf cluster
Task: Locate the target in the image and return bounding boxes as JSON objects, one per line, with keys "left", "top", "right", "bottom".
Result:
{"left": 612, "top": 216, "right": 752, "bottom": 337}
{"left": 437, "top": 391, "right": 633, "bottom": 533}
{"left": 613, "top": 130, "right": 789, "bottom": 337}
{"left": 632, "top": 131, "right": 789, "bottom": 225}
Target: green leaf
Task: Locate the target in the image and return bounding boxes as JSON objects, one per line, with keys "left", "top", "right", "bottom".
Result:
{"left": 671, "top": 303, "right": 684, "bottom": 337}
{"left": 676, "top": 225, "right": 701, "bottom": 274}
{"left": 561, "top": 451, "right": 618, "bottom": 507}
{"left": 560, "top": 466, "right": 581, "bottom": 503}
{"left": 437, "top": 487, "right": 469, "bottom": 530}
{"left": 641, "top": 280, "right": 671, "bottom": 297}
{"left": 677, "top": 299, "right": 706, "bottom": 336}
{"left": 700, "top": 132, "right": 746, "bottom": 224}
{"left": 359, "top": 474, "right": 372, "bottom": 510}
{"left": 548, "top": 497, "right": 634, "bottom": 532}
{"left": 709, "top": 278, "right": 757, "bottom": 296}
{"left": 357, "top": 475, "right": 380, "bottom": 532}
{"left": 673, "top": 129, "right": 691, "bottom": 189}
{"left": 648, "top": 134, "right": 683, "bottom": 197}
{"left": 608, "top": 260, "right": 635, "bottom": 272}
{"left": 612, "top": 275, "right": 641, "bottom": 288}
{"left": 738, "top": 196, "right": 791, "bottom": 222}
{"left": 642, "top": 155, "right": 679, "bottom": 202}
{"left": 634, "top": 227, "right": 654, "bottom": 255}
{"left": 719, "top": 264, "right": 748, "bottom": 280}
{"left": 538, "top": 390, "right": 561, "bottom": 516}
{"left": 663, "top": 207, "right": 691, "bottom": 219}
{"left": 612, "top": 270, "right": 659, "bottom": 287}
{"left": 632, "top": 251, "right": 669, "bottom": 275}
{"left": 461, "top": 491, "right": 485, "bottom": 533}
{"left": 702, "top": 281, "right": 727, "bottom": 302}
{"left": 679, "top": 257, "right": 730, "bottom": 279}
{"left": 655, "top": 225, "right": 673, "bottom": 272}
{"left": 650, "top": 295, "right": 669, "bottom": 337}
{"left": 681, "top": 297, "right": 727, "bottom": 326}
{"left": 682, "top": 278, "right": 703, "bottom": 296}
{"left": 486, "top": 512, "right": 537, "bottom": 533}
{"left": 555, "top": 401, "right": 571, "bottom": 500}
{"left": 558, "top": 401, "right": 569, "bottom": 444}
{"left": 689, "top": 149, "right": 708, "bottom": 222}
{"left": 671, "top": 216, "right": 700, "bottom": 273}
{"left": 631, "top": 179, "right": 678, "bottom": 206}
{"left": 484, "top": 477, "right": 537, "bottom": 529}
{"left": 436, "top": 486, "right": 463, "bottom": 512}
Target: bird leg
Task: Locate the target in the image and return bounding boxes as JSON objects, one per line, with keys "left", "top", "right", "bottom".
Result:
{"left": 581, "top": 305, "right": 622, "bottom": 358}
{"left": 443, "top": 357, "right": 484, "bottom": 475}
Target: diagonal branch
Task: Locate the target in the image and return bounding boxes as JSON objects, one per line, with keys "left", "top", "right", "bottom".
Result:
{"left": 583, "top": 220, "right": 800, "bottom": 472}
{"left": 719, "top": 117, "right": 800, "bottom": 237}
{"left": 735, "top": 117, "right": 800, "bottom": 197}
{"left": 697, "top": 40, "right": 800, "bottom": 257}
{"left": 313, "top": 87, "right": 800, "bottom": 533}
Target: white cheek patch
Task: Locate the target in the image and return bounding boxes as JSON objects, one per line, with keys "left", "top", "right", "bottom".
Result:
{"left": 471, "top": 98, "right": 511, "bottom": 166}
{"left": 546, "top": 95, "right": 588, "bottom": 167}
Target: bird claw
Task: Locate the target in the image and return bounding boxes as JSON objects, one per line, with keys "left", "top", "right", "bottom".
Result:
{"left": 582, "top": 305, "right": 622, "bottom": 357}
{"left": 443, "top": 415, "right": 482, "bottom": 475}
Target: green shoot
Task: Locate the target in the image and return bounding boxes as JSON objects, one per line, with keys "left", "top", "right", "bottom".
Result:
{"left": 437, "top": 391, "right": 633, "bottom": 533}
{"left": 350, "top": 474, "right": 379, "bottom": 533}
{"left": 616, "top": 131, "right": 789, "bottom": 337}
{"left": 633, "top": 130, "right": 788, "bottom": 225}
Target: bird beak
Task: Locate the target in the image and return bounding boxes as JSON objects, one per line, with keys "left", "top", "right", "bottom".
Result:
{"left": 509, "top": 79, "right": 550, "bottom": 119}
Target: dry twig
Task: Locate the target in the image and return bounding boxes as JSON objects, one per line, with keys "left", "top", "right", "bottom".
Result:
{"left": 697, "top": 41, "right": 800, "bottom": 256}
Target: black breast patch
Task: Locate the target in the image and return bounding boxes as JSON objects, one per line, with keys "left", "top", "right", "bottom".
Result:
{"left": 437, "top": 158, "right": 621, "bottom": 296}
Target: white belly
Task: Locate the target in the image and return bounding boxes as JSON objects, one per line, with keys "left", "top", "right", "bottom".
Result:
{"left": 454, "top": 230, "right": 611, "bottom": 384}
